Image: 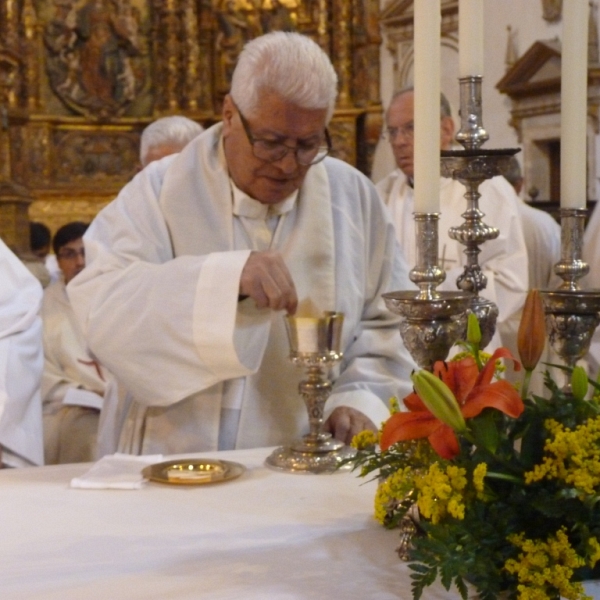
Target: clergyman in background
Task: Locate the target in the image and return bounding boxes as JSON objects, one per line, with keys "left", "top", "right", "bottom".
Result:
{"left": 376, "top": 88, "right": 529, "bottom": 352}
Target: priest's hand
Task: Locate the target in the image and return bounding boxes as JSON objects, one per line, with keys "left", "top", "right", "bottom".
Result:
{"left": 239, "top": 251, "right": 298, "bottom": 314}
{"left": 323, "top": 407, "right": 377, "bottom": 445}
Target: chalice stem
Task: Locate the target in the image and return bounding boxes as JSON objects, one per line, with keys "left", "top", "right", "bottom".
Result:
{"left": 299, "top": 365, "right": 331, "bottom": 441}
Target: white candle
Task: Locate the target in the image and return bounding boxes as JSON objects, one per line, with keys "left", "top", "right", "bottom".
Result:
{"left": 458, "top": 0, "right": 484, "bottom": 77}
{"left": 413, "top": 0, "right": 441, "bottom": 213}
{"left": 560, "top": 0, "right": 588, "bottom": 209}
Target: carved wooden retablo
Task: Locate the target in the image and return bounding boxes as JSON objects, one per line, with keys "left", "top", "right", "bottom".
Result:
{"left": 0, "top": 0, "right": 384, "bottom": 244}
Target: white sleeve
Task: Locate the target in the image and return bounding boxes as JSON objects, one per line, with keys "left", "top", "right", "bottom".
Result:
{"left": 68, "top": 168, "right": 270, "bottom": 407}
{"left": 0, "top": 239, "right": 44, "bottom": 466}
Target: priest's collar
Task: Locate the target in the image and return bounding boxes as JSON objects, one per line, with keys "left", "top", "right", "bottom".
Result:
{"left": 230, "top": 179, "right": 299, "bottom": 219}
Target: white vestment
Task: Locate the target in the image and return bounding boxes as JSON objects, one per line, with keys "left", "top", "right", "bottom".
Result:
{"left": 0, "top": 238, "right": 44, "bottom": 467}
{"left": 68, "top": 123, "right": 417, "bottom": 456}
{"left": 376, "top": 169, "right": 529, "bottom": 351}
{"left": 41, "top": 280, "right": 116, "bottom": 463}
{"left": 581, "top": 203, "right": 600, "bottom": 375}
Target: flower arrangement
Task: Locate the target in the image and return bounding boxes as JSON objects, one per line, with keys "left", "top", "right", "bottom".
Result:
{"left": 350, "top": 290, "right": 600, "bottom": 600}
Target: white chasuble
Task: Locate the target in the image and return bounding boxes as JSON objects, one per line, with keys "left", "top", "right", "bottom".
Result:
{"left": 108, "top": 125, "right": 336, "bottom": 454}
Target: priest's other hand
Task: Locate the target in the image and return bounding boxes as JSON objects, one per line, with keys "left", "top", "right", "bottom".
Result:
{"left": 323, "top": 407, "right": 377, "bottom": 445}
{"left": 240, "top": 251, "right": 298, "bottom": 314}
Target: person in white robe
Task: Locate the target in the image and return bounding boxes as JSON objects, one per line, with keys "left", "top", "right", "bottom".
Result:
{"left": 42, "top": 222, "right": 119, "bottom": 464}
{"left": 68, "top": 31, "right": 417, "bottom": 457}
{"left": 139, "top": 115, "right": 204, "bottom": 168}
{"left": 0, "top": 237, "right": 44, "bottom": 467}
{"left": 376, "top": 88, "right": 529, "bottom": 352}
{"left": 500, "top": 156, "right": 562, "bottom": 393}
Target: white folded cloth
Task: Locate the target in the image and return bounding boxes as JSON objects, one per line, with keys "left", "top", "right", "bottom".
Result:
{"left": 70, "top": 453, "right": 163, "bottom": 490}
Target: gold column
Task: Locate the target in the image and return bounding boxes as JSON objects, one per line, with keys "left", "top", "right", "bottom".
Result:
{"left": 0, "top": 49, "right": 33, "bottom": 255}
{"left": 183, "top": 0, "right": 201, "bottom": 112}
{"left": 22, "top": 0, "right": 41, "bottom": 112}
{"left": 332, "top": 0, "right": 352, "bottom": 108}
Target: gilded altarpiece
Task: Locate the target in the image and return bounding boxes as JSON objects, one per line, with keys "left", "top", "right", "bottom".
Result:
{"left": 0, "top": 0, "right": 383, "bottom": 245}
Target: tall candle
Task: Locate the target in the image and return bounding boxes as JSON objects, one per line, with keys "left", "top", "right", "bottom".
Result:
{"left": 458, "top": 0, "right": 484, "bottom": 77}
{"left": 561, "top": 0, "right": 588, "bottom": 209}
{"left": 413, "top": 0, "right": 441, "bottom": 213}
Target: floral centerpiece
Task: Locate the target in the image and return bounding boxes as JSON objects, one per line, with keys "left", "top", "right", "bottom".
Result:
{"left": 350, "top": 290, "right": 600, "bottom": 600}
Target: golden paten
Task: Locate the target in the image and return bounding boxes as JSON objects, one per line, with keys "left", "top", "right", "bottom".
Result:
{"left": 142, "top": 458, "right": 245, "bottom": 486}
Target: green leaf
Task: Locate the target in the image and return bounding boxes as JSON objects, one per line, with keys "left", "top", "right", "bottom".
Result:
{"left": 471, "top": 410, "right": 500, "bottom": 454}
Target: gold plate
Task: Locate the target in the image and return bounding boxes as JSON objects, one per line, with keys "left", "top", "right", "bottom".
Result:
{"left": 142, "top": 458, "right": 245, "bottom": 486}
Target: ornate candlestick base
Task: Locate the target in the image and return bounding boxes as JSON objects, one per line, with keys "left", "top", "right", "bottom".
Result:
{"left": 383, "top": 291, "right": 471, "bottom": 370}
{"left": 266, "top": 312, "right": 356, "bottom": 474}
{"left": 383, "top": 213, "right": 471, "bottom": 370}
{"left": 540, "top": 291, "right": 600, "bottom": 378}
{"left": 540, "top": 209, "right": 600, "bottom": 390}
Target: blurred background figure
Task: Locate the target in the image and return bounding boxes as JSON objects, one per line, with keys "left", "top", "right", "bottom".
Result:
{"left": 502, "top": 156, "right": 561, "bottom": 291}
{"left": 30, "top": 221, "right": 61, "bottom": 285}
{"left": 41, "top": 222, "right": 118, "bottom": 464}
{"left": 139, "top": 115, "right": 204, "bottom": 168}
{"left": 30, "top": 222, "right": 51, "bottom": 260}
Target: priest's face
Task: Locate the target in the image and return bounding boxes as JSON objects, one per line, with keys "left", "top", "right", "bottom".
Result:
{"left": 57, "top": 237, "right": 86, "bottom": 284}
{"left": 386, "top": 91, "right": 454, "bottom": 180}
{"left": 386, "top": 92, "right": 416, "bottom": 179}
{"left": 222, "top": 92, "right": 328, "bottom": 204}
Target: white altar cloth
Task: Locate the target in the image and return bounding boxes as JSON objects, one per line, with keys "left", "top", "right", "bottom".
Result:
{"left": 1, "top": 447, "right": 599, "bottom": 600}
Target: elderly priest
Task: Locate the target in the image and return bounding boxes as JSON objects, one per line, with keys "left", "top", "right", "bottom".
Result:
{"left": 68, "top": 31, "right": 416, "bottom": 457}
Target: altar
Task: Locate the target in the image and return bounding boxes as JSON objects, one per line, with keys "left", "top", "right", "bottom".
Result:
{"left": 0, "top": 447, "right": 598, "bottom": 600}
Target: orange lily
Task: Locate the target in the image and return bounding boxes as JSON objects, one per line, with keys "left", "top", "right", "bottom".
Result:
{"left": 380, "top": 348, "right": 524, "bottom": 459}
{"left": 518, "top": 289, "right": 546, "bottom": 372}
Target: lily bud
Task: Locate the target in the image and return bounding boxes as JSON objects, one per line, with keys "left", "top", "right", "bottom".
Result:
{"left": 517, "top": 289, "right": 546, "bottom": 371}
{"left": 411, "top": 370, "right": 467, "bottom": 433}
{"left": 467, "top": 312, "right": 482, "bottom": 346}
{"left": 571, "top": 365, "right": 589, "bottom": 401}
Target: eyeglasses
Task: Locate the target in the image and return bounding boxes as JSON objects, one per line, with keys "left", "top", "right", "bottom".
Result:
{"left": 235, "top": 103, "right": 331, "bottom": 166}
{"left": 57, "top": 248, "right": 85, "bottom": 260}
{"left": 383, "top": 122, "right": 414, "bottom": 141}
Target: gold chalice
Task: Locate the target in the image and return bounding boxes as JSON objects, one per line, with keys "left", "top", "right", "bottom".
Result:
{"left": 265, "top": 311, "right": 356, "bottom": 473}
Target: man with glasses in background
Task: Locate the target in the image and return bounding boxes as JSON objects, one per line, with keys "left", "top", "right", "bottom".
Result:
{"left": 41, "top": 222, "right": 121, "bottom": 463}
{"left": 376, "top": 88, "right": 528, "bottom": 352}
{"left": 68, "top": 31, "right": 417, "bottom": 457}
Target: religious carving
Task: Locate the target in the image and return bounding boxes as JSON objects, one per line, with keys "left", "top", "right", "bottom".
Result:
{"left": 214, "top": 0, "right": 297, "bottom": 98}
{"left": 2, "top": 0, "right": 381, "bottom": 235}
{"left": 53, "top": 131, "right": 139, "bottom": 183}
{"left": 44, "top": 0, "right": 146, "bottom": 118}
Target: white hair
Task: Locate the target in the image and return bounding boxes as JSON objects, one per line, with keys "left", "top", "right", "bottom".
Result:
{"left": 230, "top": 32, "right": 338, "bottom": 123}
{"left": 140, "top": 116, "right": 204, "bottom": 165}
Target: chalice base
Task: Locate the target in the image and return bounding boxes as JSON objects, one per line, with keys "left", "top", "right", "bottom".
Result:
{"left": 265, "top": 434, "right": 356, "bottom": 474}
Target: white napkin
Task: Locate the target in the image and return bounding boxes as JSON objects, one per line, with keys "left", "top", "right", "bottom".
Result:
{"left": 70, "top": 453, "right": 163, "bottom": 490}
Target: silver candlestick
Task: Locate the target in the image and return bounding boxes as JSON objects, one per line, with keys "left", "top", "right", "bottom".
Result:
{"left": 265, "top": 311, "right": 356, "bottom": 474}
{"left": 383, "top": 213, "right": 471, "bottom": 370}
{"left": 540, "top": 209, "right": 600, "bottom": 387}
{"left": 441, "top": 75, "right": 521, "bottom": 348}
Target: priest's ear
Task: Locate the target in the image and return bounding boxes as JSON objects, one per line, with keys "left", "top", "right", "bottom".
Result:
{"left": 440, "top": 116, "right": 455, "bottom": 150}
{"left": 222, "top": 95, "right": 235, "bottom": 136}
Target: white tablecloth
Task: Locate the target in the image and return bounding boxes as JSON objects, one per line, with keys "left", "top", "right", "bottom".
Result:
{"left": 1, "top": 447, "right": 599, "bottom": 600}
